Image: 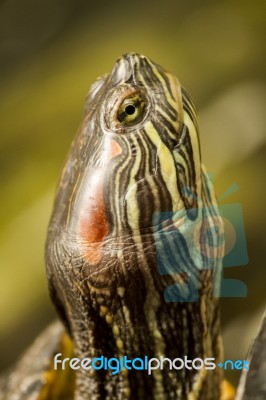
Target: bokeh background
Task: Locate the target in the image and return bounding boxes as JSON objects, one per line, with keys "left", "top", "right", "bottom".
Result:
{"left": 0, "top": 0, "right": 265, "bottom": 388}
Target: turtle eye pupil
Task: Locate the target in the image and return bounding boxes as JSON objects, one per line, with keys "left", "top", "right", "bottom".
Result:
{"left": 125, "top": 105, "right": 135, "bottom": 115}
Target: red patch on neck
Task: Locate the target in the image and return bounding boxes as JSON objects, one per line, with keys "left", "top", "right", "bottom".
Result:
{"left": 78, "top": 139, "right": 121, "bottom": 264}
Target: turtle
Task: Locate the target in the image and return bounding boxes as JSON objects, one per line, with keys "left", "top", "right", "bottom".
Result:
{"left": 1, "top": 53, "right": 263, "bottom": 400}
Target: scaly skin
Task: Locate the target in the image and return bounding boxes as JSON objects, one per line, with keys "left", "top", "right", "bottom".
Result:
{"left": 45, "top": 53, "right": 224, "bottom": 399}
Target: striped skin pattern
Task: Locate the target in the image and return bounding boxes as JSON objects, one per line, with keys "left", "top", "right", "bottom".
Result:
{"left": 45, "top": 53, "right": 224, "bottom": 400}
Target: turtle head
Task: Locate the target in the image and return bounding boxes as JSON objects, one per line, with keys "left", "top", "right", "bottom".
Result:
{"left": 47, "top": 53, "right": 204, "bottom": 261}
{"left": 72, "top": 54, "right": 202, "bottom": 240}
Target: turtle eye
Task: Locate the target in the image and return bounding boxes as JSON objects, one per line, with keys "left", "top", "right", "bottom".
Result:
{"left": 117, "top": 94, "right": 146, "bottom": 125}
{"left": 103, "top": 84, "right": 150, "bottom": 132}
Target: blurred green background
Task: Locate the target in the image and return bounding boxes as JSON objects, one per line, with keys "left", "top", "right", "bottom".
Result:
{"left": 0, "top": 0, "right": 265, "bottom": 387}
